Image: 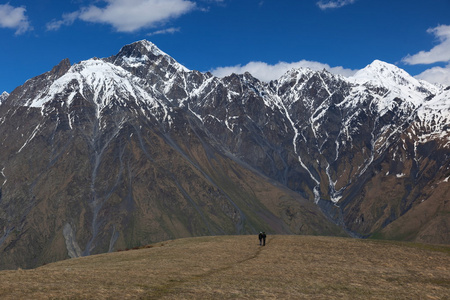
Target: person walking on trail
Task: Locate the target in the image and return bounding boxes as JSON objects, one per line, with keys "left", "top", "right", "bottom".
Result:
{"left": 258, "top": 232, "right": 263, "bottom": 245}
{"left": 261, "top": 232, "right": 267, "bottom": 246}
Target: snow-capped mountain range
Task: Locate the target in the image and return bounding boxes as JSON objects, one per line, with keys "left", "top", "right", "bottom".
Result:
{"left": 7, "top": 41, "right": 449, "bottom": 145}
{"left": 0, "top": 40, "right": 449, "bottom": 269}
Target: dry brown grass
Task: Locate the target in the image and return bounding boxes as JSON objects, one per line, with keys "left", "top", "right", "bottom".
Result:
{"left": 0, "top": 235, "right": 449, "bottom": 299}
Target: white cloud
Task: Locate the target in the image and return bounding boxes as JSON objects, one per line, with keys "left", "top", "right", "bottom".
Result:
{"left": 317, "top": 0, "right": 357, "bottom": 10}
{"left": 210, "top": 60, "right": 358, "bottom": 82}
{"left": 414, "top": 64, "right": 450, "bottom": 86}
{"left": 147, "top": 27, "right": 180, "bottom": 36}
{"left": 48, "top": 0, "right": 196, "bottom": 32}
{"left": 402, "top": 25, "right": 450, "bottom": 86}
{"left": 46, "top": 12, "right": 80, "bottom": 31}
{"left": 403, "top": 25, "right": 450, "bottom": 65}
{"left": 0, "top": 3, "right": 31, "bottom": 35}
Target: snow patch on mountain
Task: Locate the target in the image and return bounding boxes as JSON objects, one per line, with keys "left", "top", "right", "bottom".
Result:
{"left": 0, "top": 91, "right": 8, "bottom": 104}
{"left": 349, "top": 60, "right": 441, "bottom": 112}
{"left": 121, "top": 55, "right": 149, "bottom": 68}
{"left": 350, "top": 60, "right": 439, "bottom": 95}
{"left": 27, "top": 59, "right": 160, "bottom": 111}
{"left": 415, "top": 88, "right": 450, "bottom": 146}
{"left": 343, "top": 60, "right": 447, "bottom": 136}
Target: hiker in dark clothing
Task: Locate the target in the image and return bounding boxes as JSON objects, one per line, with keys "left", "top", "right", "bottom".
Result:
{"left": 261, "top": 232, "right": 266, "bottom": 246}
{"left": 258, "top": 232, "right": 263, "bottom": 245}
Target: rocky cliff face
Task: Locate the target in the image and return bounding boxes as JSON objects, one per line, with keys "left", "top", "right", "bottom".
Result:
{"left": 0, "top": 40, "right": 448, "bottom": 269}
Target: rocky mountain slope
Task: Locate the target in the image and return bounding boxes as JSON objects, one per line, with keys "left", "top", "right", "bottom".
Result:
{"left": 0, "top": 40, "right": 449, "bottom": 269}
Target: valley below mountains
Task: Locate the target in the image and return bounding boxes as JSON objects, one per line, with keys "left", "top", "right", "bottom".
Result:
{"left": 0, "top": 40, "right": 449, "bottom": 269}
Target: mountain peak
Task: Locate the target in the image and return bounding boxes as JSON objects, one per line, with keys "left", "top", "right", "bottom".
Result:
{"left": 50, "top": 58, "right": 71, "bottom": 77}
{"left": 112, "top": 39, "right": 189, "bottom": 73}
{"left": 367, "top": 59, "right": 394, "bottom": 68}
{"left": 114, "top": 39, "right": 168, "bottom": 61}
{"left": 351, "top": 60, "right": 408, "bottom": 82}
{"left": 130, "top": 39, "right": 168, "bottom": 57}
{"left": 350, "top": 59, "right": 438, "bottom": 96}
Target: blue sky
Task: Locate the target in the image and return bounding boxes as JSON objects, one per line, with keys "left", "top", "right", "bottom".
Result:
{"left": 1, "top": 0, "right": 450, "bottom": 93}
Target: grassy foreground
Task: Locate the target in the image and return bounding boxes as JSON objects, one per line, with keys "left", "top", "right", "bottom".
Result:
{"left": 0, "top": 235, "right": 449, "bottom": 299}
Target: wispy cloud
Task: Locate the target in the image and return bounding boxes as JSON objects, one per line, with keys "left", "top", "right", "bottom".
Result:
{"left": 210, "top": 60, "right": 358, "bottom": 82}
{"left": 317, "top": 0, "right": 357, "bottom": 10}
{"left": 46, "top": 12, "right": 80, "bottom": 31}
{"left": 0, "top": 3, "right": 32, "bottom": 35}
{"left": 147, "top": 27, "right": 180, "bottom": 36}
{"left": 402, "top": 25, "right": 450, "bottom": 65}
{"left": 47, "top": 0, "right": 196, "bottom": 32}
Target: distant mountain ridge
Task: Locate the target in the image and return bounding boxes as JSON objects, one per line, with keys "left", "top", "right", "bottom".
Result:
{"left": 0, "top": 40, "right": 448, "bottom": 269}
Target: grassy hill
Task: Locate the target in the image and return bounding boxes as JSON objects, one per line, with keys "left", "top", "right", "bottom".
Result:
{"left": 0, "top": 235, "right": 449, "bottom": 299}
